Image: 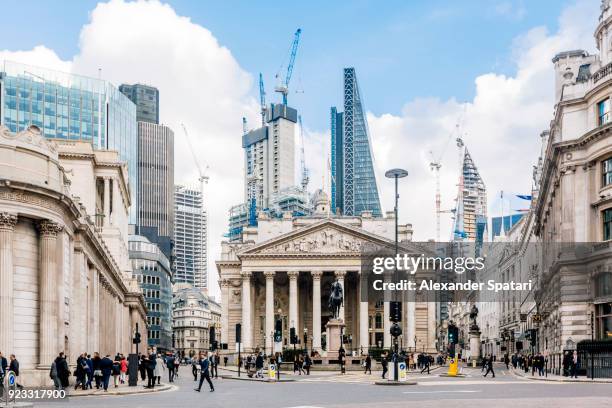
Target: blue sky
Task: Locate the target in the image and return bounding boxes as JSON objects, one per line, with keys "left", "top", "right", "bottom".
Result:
{"left": 1, "top": 0, "right": 571, "bottom": 130}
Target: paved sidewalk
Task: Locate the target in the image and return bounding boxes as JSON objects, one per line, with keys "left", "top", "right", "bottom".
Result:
{"left": 68, "top": 381, "right": 174, "bottom": 397}
{"left": 511, "top": 367, "right": 612, "bottom": 383}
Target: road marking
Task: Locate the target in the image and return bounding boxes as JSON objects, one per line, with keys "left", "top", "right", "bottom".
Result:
{"left": 403, "top": 390, "right": 482, "bottom": 394}
{"left": 417, "top": 380, "right": 560, "bottom": 386}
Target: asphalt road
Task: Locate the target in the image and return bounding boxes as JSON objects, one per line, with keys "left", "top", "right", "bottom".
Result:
{"left": 34, "top": 364, "right": 612, "bottom": 408}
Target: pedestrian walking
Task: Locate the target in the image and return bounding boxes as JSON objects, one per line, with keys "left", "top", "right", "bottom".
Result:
{"left": 420, "top": 354, "right": 430, "bottom": 374}
{"left": 381, "top": 354, "right": 388, "bottom": 379}
{"left": 56, "top": 352, "right": 70, "bottom": 388}
{"left": 255, "top": 352, "right": 264, "bottom": 378}
{"left": 155, "top": 353, "right": 164, "bottom": 385}
{"left": 166, "top": 353, "right": 176, "bottom": 383}
{"left": 120, "top": 355, "right": 128, "bottom": 384}
{"left": 112, "top": 356, "right": 121, "bottom": 388}
{"left": 504, "top": 353, "right": 510, "bottom": 370}
{"left": 85, "top": 354, "right": 93, "bottom": 389}
{"left": 571, "top": 351, "right": 579, "bottom": 378}
{"left": 192, "top": 357, "right": 199, "bottom": 381}
{"left": 145, "top": 349, "right": 157, "bottom": 388}
{"left": 74, "top": 353, "right": 86, "bottom": 389}
{"left": 213, "top": 352, "right": 220, "bottom": 378}
{"left": 194, "top": 352, "right": 214, "bottom": 392}
{"left": 100, "top": 354, "right": 113, "bottom": 392}
{"left": 49, "top": 359, "right": 61, "bottom": 390}
{"left": 304, "top": 353, "right": 312, "bottom": 375}
{"left": 8, "top": 355, "right": 22, "bottom": 389}
{"left": 483, "top": 354, "right": 496, "bottom": 378}
{"left": 174, "top": 354, "right": 180, "bottom": 377}
{"left": 92, "top": 352, "right": 102, "bottom": 389}
{"left": 139, "top": 354, "right": 147, "bottom": 382}
{"left": 364, "top": 354, "right": 372, "bottom": 375}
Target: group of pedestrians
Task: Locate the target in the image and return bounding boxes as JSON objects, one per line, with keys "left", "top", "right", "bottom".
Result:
{"left": 0, "top": 351, "right": 22, "bottom": 394}
{"left": 292, "top": 352, "right": 312, "bottom": 375}
{"left": 509, "top": 352, "right": 548, "bottom": 376}
{"left": 44, "top": 348, "right": 183, "bottom": 392}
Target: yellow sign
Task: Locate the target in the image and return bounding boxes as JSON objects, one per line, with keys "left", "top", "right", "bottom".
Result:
{"left": 268, "top": 363, "right": 276, "bottom": 380}
{"left": 447, "top": 358, "right": 459, "bottom": 376}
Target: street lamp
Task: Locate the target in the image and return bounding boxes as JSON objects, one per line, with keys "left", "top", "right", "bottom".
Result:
{"left": 385, "top": 168, "right": 408, "bottom": 382}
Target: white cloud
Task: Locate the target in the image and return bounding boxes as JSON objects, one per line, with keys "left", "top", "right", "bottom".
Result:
{"left": 362, "top": 0, "right": 599, "bottom": 241}
{"left": 0, "top": 0, "right": 602, "bottom": 296}
{"left": 0, "top": 0, "right": 260, "bottom": 299}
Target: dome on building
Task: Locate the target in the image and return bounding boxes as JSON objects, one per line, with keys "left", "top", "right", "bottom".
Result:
{"left": 312, "top": 189, "right": 330, "bottom": 216}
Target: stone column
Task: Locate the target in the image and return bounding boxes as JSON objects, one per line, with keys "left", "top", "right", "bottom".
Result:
{"left": 103, "top": 177, "right": 110, "bottom": 226}
{"left": 38, "top": 219, "right": 63, "bottom": 367}
{"left": 241, "top": 271, "right": 252, "bottom": 350}
{"left": 0, "top": 213, "right": 17, "bottom": 356}
{"left": 311, "top": 271, "right": 322, "bottom": 352}
{"left": 359, "top": 273, "right": 369, "bottom": 353}
{"left": 288, "top": 271, "right": 299, "bottom": 330}
{"left": 383, "top": 302, "right": 391, "bottom": 348}
{"left": 264, "top": 272, "right": 275, "bottom": 352}
{"left": 334, "top": 271, "right": 346, "bottom": 322}
{"left": 407, "top": 301, "right": 416, "bottom": 351}
{"left": 220, "top": 279, "right": 230, "bottom": 347}
{"left": 428, "top": 302, "right": 437, "bottom": 351}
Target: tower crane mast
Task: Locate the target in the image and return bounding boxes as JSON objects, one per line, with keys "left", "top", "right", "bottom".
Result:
{"left": 259, "top": 73, "right": 266, "bottom": 126}
{"left": 275, "top": 28, "right": 302, "bottom": 105}
{"left": 298, "top": 115, "right": 309, "bottom": 190}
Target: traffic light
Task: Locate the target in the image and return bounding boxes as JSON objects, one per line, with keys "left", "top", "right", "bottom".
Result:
{"left": 290, "top": 327, "right": 297, "bottom": 345}
{"left": 530, "top": 329, "right": 537, "bottom": 347}
{"left": 274, "top": 318, "right": 282, "bottom": 343}
{"left": 133, "top": 332, "right": 141, "bottom": 344}
{"left": 390, "top": 322, "right": 402, "bottom": 338}
{"left": 209, "top": 326, "right": 216, "bottom": 344}
{"left": 448, "top": 324, "right": 458, "bottom": 344}
{"left": 235, "top": 323, "right": 242, "bottom": 343}
{"left": 389, "top": 301, "right": 402, "bottom": 323}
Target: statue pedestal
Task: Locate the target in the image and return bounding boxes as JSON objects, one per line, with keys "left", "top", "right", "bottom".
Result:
{"left": 325, "top": 318, "right": 345, "bottom": 359}
{"left": 469, "top": 328, "right": 481, "bottom": 364}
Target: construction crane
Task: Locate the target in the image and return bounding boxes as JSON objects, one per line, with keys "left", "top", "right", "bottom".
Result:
{"left": 275, "top": 28, "right": 302, "bottom": 105}
{"left": 181, "top": 123, "right": 210, "bottom": 193}
{"left": 242, "top": 117, "right": 248, "bottom": 135}
{"left": 429, "top": 113, "right": 464, "bottom": 242}
{"left": 298, "top": 115, "right": 309, "bottom": 190}
{"left": 259, "top": 73, "right": 267, "bottom": 126}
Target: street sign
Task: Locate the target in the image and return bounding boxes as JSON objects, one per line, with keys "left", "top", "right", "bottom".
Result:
{"left": 398, "top": 362, "right": 407, "bottom": 382}
{"left": 7, "top": 371, "right": 15, "bottom": 387}
{"left": 268, "top": 363, "right": 276, "bottom": 380}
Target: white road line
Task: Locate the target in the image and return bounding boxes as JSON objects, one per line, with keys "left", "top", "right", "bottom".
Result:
{"left": 403, "top": 390, "right": 482, "bottom": 394}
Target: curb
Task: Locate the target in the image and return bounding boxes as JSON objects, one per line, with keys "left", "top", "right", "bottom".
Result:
{"left": 69, "top": 384, "right": 174, "bottom": 397}
{"left": 510, "top": 369, "right": 612, "bottom": 384}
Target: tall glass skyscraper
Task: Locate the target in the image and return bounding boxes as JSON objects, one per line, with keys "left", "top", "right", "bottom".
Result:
{"left": 0, "top": 61, "right": 138, "bottom": 223}
{"left": 330, "top": 67, "right": 381, "bottom": 217}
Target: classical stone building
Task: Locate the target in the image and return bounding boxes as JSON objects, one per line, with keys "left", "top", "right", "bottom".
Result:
{"left": 216, "top": 191, "right": 438, "bottom": 360}
{"left": 0, "top": 125, "right": 147, "bottom": 386}
{"left": 172, "top": 285, "right": 221, "bottom": 358}
{"left": 532, "top": 0, "right": 612, "bottom": 358}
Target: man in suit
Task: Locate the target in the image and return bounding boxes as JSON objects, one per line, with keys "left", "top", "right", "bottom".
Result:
{"left": 99, "top": 354, "right": 114, "bottom": 392}
{"left": 194, "top": 352, "right": 214, "bottom": 392}
{"left": 146, "top": 349, "right": 157, "bottom": 388}
{"left": 166, "top": 354, "right": 175, "bottom": 383}
{"left": 9, "top": 355, "right": 22, "bottom": 389}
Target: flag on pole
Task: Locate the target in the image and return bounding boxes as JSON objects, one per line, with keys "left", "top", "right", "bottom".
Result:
{"left": 516, "top": 195, "right": 532, "bottom": 200}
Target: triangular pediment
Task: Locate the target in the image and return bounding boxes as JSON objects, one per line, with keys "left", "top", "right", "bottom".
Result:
{"left": 238, "top": 219, "right": 426, "bottom": 257}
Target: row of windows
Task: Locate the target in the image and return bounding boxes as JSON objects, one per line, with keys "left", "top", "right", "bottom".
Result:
{"left": 147, "top": 316, "right": 161, "bottom": 326}
{"left": 148, "top": 330, "right": 160, "bottom": 339}
{"left": 146, "top": 302, "right": 160, "bottom": 312}
{"left": 144, "top": 289, "right": 161, "bottom": 299}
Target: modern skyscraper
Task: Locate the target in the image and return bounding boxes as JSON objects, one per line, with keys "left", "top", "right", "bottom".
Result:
{"left": 330, "top": 67, "right": 382, "bottom": 217}
{"left": 0, "top": 60, "right": 139, "bottom": 223}
{"left": 243, "top": 103, "right": 297, "bottom": 209}
{"left": 136, "top": 121, "right": 175, "bottom": 262}
{"left": 454, "top": 148, "right": 487, "bottom": 241}
{"left": 129, "top": 234, "right": 173, "bottom": 351}
{"left": 119, "top": 83, "right": 160, "bottom": 124}
{"left": 330, "top": 107, "right": 343, "bottom": 214}
{"left": 174, "top": 185, "right": 207, "bottom": 289}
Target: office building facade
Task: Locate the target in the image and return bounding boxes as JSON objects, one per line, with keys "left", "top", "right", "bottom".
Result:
{"left": 175, "top": 185, "right": 207, "bottom": 289}
{"left": 330, "top": 67, "right": 382, "bottom": 217}
{"left": 119, "top": 83, "right": 159, "bottom": 124}
{"left": 129, "top": 234, "right": 173, "bottom": 351}
{"left": 0, "top": 60, "right": 138, "bottom": 223}
{"left": 136, "top": 121, "right": 174, "bottom": 262}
